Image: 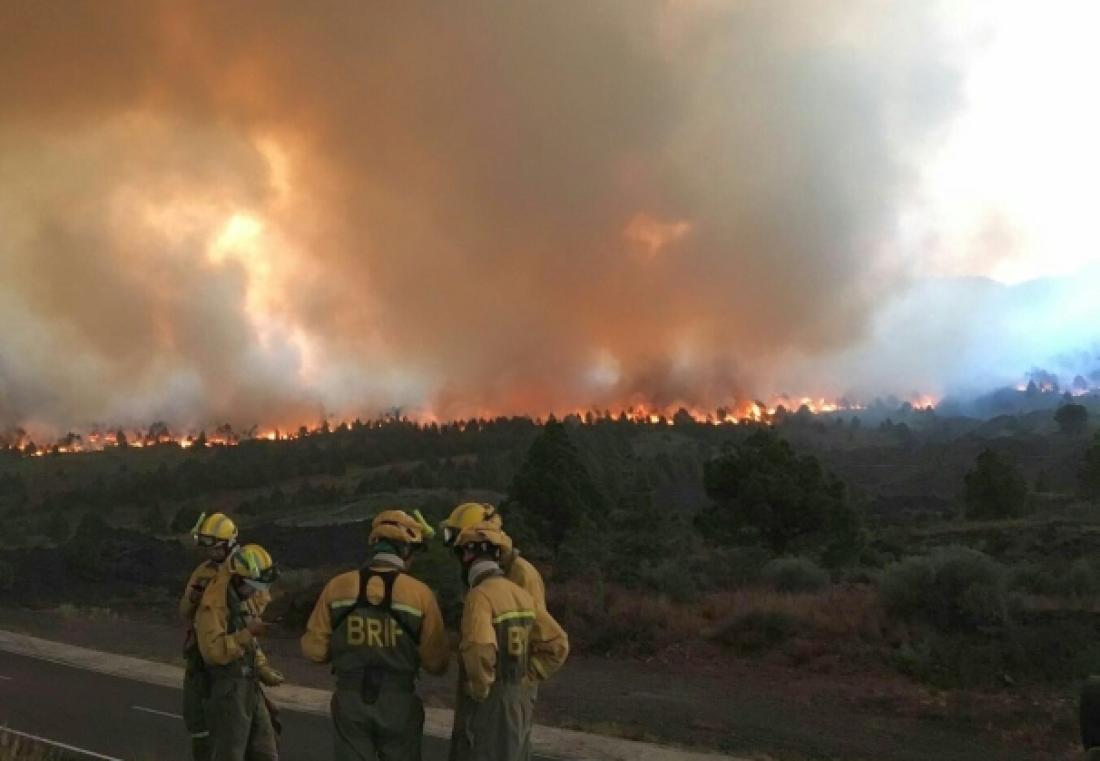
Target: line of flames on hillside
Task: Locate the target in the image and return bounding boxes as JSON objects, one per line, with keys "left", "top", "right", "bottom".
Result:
{"left": 0, "top": 394, "right": 941, "bottom": 458}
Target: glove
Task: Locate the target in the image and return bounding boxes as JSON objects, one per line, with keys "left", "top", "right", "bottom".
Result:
{"left": 258, "top": 665, "right": 285, "bottom": 687}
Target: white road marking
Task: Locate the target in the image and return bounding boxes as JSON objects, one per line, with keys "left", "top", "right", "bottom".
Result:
{"left": 0, "top": 674, "right": 12, "bottom": 680}
{"left": 0, "top": 726, "right": 123, "bottom": 761}
{"left": 131, "top": 704, "right": 183, "bottom": 720}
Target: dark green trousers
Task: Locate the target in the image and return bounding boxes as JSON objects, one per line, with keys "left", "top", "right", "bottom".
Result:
{"left": 184, "top": 660, "right": 212, "bottom": 761}
{"left": 449, "top": 683, "right": 533, "bottom": 761}
{"left": 207, "top": 677, "right": 279, "bottom": 761}
{"left": 332, "top": 686, "right": 425, "bottom": 761}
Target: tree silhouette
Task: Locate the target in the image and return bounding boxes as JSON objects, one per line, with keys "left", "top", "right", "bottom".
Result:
{"left": 698, "top": 430, "right": 859, "bottom": 558}
{"left": 964, "top": 448, "right": 1027, "bottom": 519}
{"left": 505, "top": 420, "right": 607, "bottom": 553}
{"left": 1054, "top": 403, "right": 1089, "bottom": 435}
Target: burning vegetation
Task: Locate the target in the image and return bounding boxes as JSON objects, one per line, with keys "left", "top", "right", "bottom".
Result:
{"left": 0, "top": 392, "right": 940, "bottom": 458}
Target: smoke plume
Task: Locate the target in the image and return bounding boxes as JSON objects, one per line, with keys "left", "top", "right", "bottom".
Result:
{"left": 0, "top": 1, "right": 971, "bottom": 432}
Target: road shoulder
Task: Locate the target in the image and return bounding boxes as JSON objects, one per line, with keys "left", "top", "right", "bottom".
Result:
{"left": 0, "top": 628, "right": 742, "bottom": 761}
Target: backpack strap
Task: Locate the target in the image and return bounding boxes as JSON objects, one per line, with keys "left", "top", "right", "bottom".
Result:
{"left": 331, "top": 567, "right": 417, "bottom": 643}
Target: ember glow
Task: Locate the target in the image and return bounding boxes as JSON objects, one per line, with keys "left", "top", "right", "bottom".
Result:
{"left": 0, "top": 2, "right": 1098, "bottom": 437}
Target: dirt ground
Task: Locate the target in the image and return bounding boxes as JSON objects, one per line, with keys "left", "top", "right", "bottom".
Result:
{"left": 0, "top": 606, "right": 1080, "bottom": 761}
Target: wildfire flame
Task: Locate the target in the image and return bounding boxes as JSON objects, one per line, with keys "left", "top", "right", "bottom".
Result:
{"left": 0, "top": 392, "right": 942, "bottom": 457}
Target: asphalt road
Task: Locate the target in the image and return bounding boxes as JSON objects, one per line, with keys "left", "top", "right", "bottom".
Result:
{"left": 0, "top": 650, "right": 544, "bottom": 761}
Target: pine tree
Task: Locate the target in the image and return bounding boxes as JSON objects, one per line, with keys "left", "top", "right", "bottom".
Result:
{"left": 964, "top": 449, "right": 1028, "bottom": 519}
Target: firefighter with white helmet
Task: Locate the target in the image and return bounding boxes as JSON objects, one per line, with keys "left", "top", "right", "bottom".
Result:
{"left": 301, "top": 509, "right": 450, "bottom": 761}
{"left": 195, "top": 543, "right": 283, "bottom": 761}
{"left": 449, "top": 521, "right": 569, "bottom": 761}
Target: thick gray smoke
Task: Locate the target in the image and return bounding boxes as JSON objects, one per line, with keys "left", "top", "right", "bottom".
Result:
{"left": 0, "top": 1, "right": 969, "bottom": 433}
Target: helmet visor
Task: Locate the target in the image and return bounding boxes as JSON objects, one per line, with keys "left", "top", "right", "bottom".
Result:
{"left": 252, "top": 564, "right": 279, "bottom": 585}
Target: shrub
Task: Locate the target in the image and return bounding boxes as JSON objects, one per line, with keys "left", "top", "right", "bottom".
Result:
{"left": 1008, "top": 562, "right": 1060, "bottom": 596}
{"left": 879, "top": 546, "right": 1009, "bottom": 632}
{"left": 964, "top": 449, "right": 1027, "bottom": 519}
{"left": 549, "top": 580, "right": 707, "bottom": 657}
{"left": 1082, "top": 433, "right": 1100, "bottom": 499}
{"left": 1055, "top": 403, "right": 1089, "bottom": 434}
{"left": 713, "top": 609, "right": 802, "bottom": 653}
{"left": 635, "top": 558, "right": 697, "bottom": 602}
{"left": 699, "top": 430, "right": 861, "bottom": 557}
{"left": 40, "top": 511, "right": 70, "bottom": 544}
{"left": 1067, "top": 558, "right": 1099, "bottom": 599}
{"left": 761, "top": 557, "right": 830, "bottom": 593}
{"left": 170, "top": 507, "right": 200, "bottom": 534}
{"left": 691, "top": 545, "right": 771, "bottom": 590}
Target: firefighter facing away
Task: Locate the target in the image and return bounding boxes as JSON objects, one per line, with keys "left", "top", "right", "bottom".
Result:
{"left": 195, "top": 543, "right": 284, "bottom": 761}
{"left": 180, "top": 512, "right": 240, "bottom": 761}
{"left": 301, "top": 509, "right": 450, "bottom": 761}
{"left": 449, "top": 522, "right": 569, "bottom": 761}
{"left": 440, "top": 503, "right": 545, "bottom": 611}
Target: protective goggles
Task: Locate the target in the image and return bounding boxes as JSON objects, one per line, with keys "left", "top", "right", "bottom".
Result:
{"left": 254, "top": 565, "right": 280, "bottom": 585}
{"left": 442, "top": 525, "right": 460, "bottom": 546}
{"left": 190, "top": 512, "right": 224, "bottom": 546}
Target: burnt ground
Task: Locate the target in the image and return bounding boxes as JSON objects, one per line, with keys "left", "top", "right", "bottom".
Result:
{"left": 0, "top": 607, "right": 1080, "bottom": 761}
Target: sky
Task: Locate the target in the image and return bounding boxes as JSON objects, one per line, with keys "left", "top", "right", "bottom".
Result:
{"left": 0, "top": 1, "right": 1098, "bottom": 434}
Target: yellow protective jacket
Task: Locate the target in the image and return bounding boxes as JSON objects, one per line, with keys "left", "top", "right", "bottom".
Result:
{"left": 300, "top": 562, "right": 450, "bottom": 676}
{"left": 179, "top": 560, "right": 220, "bottom": 623}
{"left": 501, "top": 550, "right": 546, "bottom": 611}
{"left": 194, "top": 565, "right": 272, "bottom": 673}
{"left": 460, "top": 572, "right": 569, "bottom": 701}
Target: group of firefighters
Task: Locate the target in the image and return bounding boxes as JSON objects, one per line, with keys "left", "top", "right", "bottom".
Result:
{"left": 180, "top": 502, "right": 568, "bottom": 761}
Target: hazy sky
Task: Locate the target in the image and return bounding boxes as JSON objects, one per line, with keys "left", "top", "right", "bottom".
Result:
{"left": 0, "top": 1, "right": 1097, "bottom": 433}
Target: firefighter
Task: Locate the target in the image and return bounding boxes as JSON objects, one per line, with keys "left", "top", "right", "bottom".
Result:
{"left": 440, "top": 503, "right": 545, "bottom": 610}
{"left": 449, "top": 522, "right": 569, "bottom": 761}
{"left": 195, "top": 543, "right": 283, "bottom": 761}
{"left": 301, "top": 510, "right": 450, "bottom": 761}
{"left": 180, "top": 512, "right": 239, "bottom": 761}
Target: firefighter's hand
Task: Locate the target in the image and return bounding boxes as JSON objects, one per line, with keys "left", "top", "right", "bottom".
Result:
{"left": 245, "top": 617, "right": 267, "bottom": 637}
{"left": 258, "top": 665, "right": 285, "bottom": 687}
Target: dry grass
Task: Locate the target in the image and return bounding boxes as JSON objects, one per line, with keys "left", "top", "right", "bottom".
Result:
{"left": 703, "top": 585, "right": 886, "bottom": 640}
{"left": 550, "top": 580, "right": 886, "bottom": 660}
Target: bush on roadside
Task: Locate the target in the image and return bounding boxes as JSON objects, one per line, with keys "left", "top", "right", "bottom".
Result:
{"left": 879, "top": 546, "right": 1009, "bottom": 633}
{"left": 761, "top": 557, "right": 830, "bottom": 593}
{"left": 712, "top": 609, "right": 802, "bottom": 653}
{"left": 635, "top": 558, "right": 698, "bottom": 603}
{"left": 691, "top": 545, "right": 771, "bottom": 590}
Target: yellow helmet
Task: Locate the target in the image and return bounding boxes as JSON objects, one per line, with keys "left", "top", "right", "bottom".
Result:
{"left": 229, "top": 544, "right": 278, "bottom": 588}
{"left": 369, "top": 509, "right": 433, "bottom": 549}
{"left": 441, "top": 502, "right": 501, "bottom": 546}
{"left": 453, "top": 521, "right": 513, "bottom": 557}
{"left": 191, "top": 512, "right": 238, "bottom": 547}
